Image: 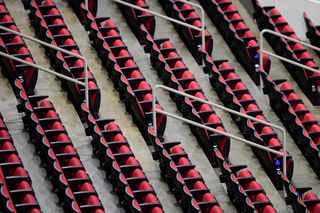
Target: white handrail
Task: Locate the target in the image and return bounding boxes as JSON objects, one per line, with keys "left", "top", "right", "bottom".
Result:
{"left": 308, "top": 0, "right": 320, "bottom": 3}
{"left": 0, "top": 51, "right": 84, "bottom": 86}
{"left": 113, "top": 0, "right": 205, "bottom": 58}
{"left": 0, "top": 25, "right": 90, "bottom": 106}
{"left": 152, "top": 85, "right": 287, "bottom": 177}
{"left": 259, "top": 29, "right": 320, "bottom": 91}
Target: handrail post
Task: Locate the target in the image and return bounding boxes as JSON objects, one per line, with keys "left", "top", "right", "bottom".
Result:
{"left": 259, "top": 29, "right": 320, "bottom": 94}
{"left": 113, "top": 0, "right": 205, "bottom": 64}
{"left": 0, "top": 25, "right": 90, "bottom": 107}
{"left": 151, "top": 85, "right": 287, "bottom": 178}
{"left": 259, "top": 34, "right": 264, "bottom": 89}
{"left": 282, "top": 128, "right": 286, "bottom": 181}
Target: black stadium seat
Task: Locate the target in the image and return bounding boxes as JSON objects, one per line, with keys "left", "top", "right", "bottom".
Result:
{"left": 68, "top": 0, "right": 98, "bottom": 23}
{"left": 304, "top": 12, "right": 320, "bottom": 58}
{"left": 116, "top": 0, "right": 155, "bottom": 45}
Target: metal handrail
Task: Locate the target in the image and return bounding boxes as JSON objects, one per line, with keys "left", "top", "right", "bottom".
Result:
{"left": 0, "top": 25, "right": 89, "bottom": 106}
{"left": 113, "top": 0, "right": 205, "bottom": 57}
{"left": 259, "top": 29, "right": 320, "bottom": 91}
{"left": 308, "top": 0, "right": 320, "bottom": 3}
{"left": 152, "top": 85, "right": 287, "bottom": 177}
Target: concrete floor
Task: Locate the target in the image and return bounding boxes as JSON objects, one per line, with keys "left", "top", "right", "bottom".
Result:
{"left": 0, "top": 0, "right": 319, "bottom": 212}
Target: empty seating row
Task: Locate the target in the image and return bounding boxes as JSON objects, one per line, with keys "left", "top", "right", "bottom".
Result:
{"left": 81, "top": 103, "right": 165, "bottom": 213}
{"left": 20, "top": 2, "right": 166, "bottom": 212}
{"left": 198, "top": 0, "right": 270, "bottom": 85}
{"left": 282, "top": 174, "right": 320, "bottom": 212}
{"left": 138, "top": 24, "right": 230, "bottom": 162}
{"left": 129, "top": 12, "right": 279, "bottom": 211}
{"left": 114, "top": 3, "right": 280, "bottom": 211}
{"left": 214, "top": 148, "right": 277, "bottom": 212}
{"left": 23, "top": 0, "right": 101, "bottom": 118}
{"left": 81, "top": 4, "right": 166, "bottom": 143}
{"left": 78, "top": 5, "right": 224, "bottom": 212}
{"left": 201, "top": 50, "right": 293, "bottom": 189}
{"left": 117, "top": 0, "right": 284, "bottom": 204}
{"left": 304, "top": 12, "right": 320, "bottom": 58}
{"left": 14, "top": 79, "right": 104, "bottom": 213}
{"left": 156, "top": 0, "right": 213, "bottom": 64}
{"left": 116, "top": 0, "right": 155, "bottom": 45}
{"left": 0, "top": 0, "right": 37, "bottom": 95}
{"left": 112, "top": 0, "right": 228, "bottom": 164}
{"left": 252, "top": 0, "right": 320, "bottom": 105}
{"left": 148, "top": 129, "right": 224, "bottom": 213}
{"left": 0, "top": 111, "right": 41, "bottom": 213}
{"left": 137, "top": 18, "right": 278, "bottom": 211}
{"left": 261, "top": 67, "right": 320, "bottom": 176}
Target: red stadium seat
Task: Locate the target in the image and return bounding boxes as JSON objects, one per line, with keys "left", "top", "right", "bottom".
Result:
{"left": 162, "top": 41, "right": 175, "bottom": 49}
{"left": 104, "top": 19, "right": 116, "bottom": 27}
{"left": 186, "top": 81, "right": 200, "bottom": 89}
{"left": 107, "top": 29, "right": 119, "bottom": 37}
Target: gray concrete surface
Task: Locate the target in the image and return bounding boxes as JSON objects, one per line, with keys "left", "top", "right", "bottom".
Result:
{"left": 0, "top": 0, "right": 319, "bottom": 212}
